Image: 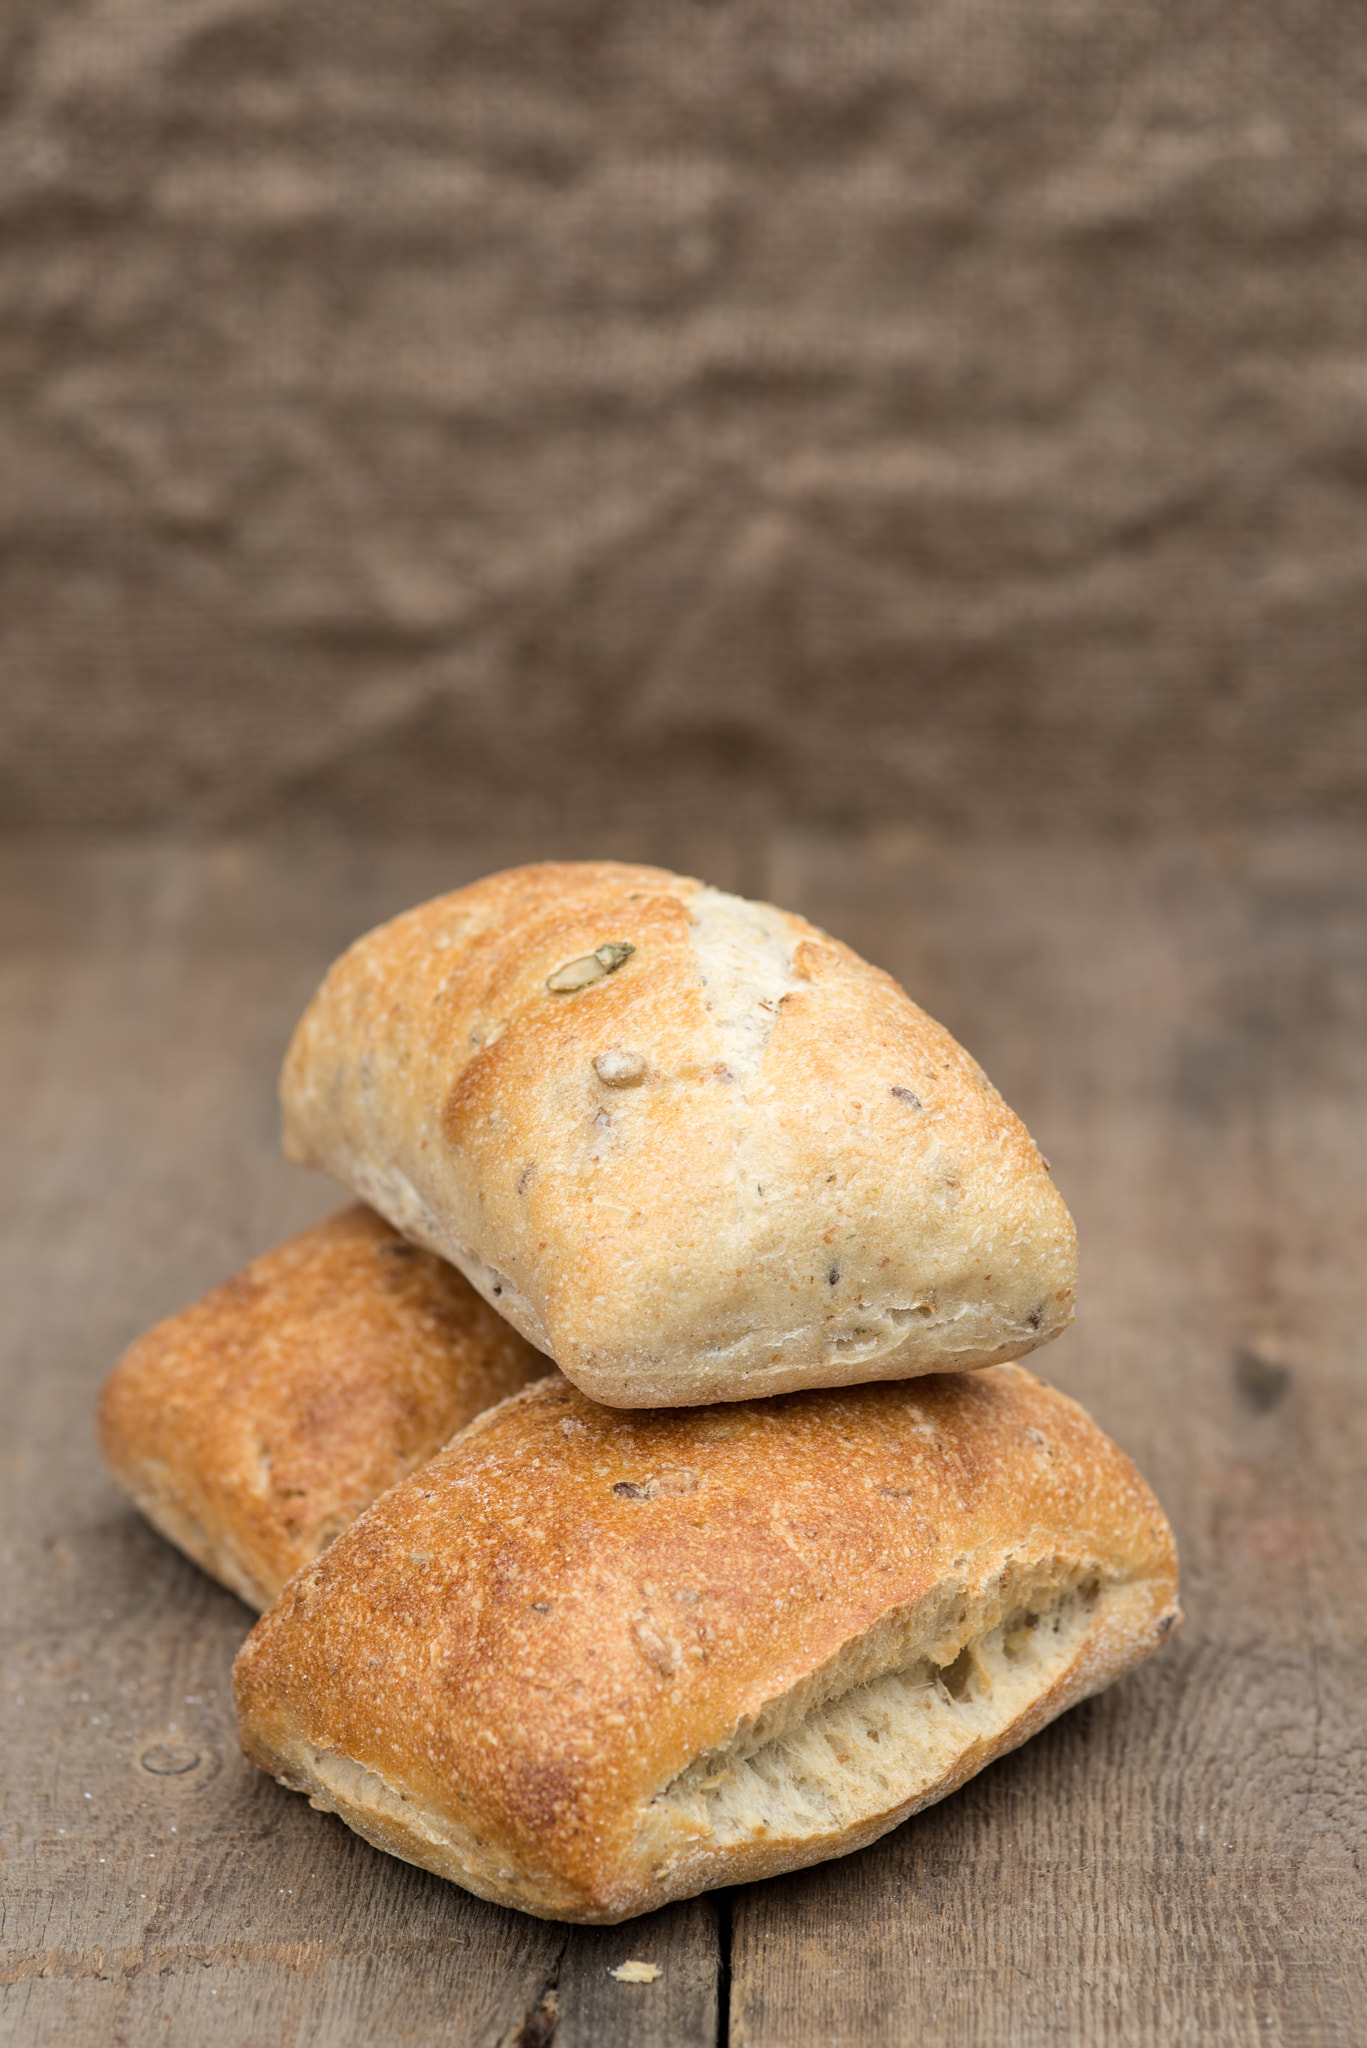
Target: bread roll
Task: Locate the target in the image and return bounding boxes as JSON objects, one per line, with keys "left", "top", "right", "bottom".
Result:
{"left": 97, "top": 1204, "right": 547, "bottom": 1610}
{"left": 281, "top": 861, "right": 1077, "bottom": 1406}
{"left": 233, "top": 1366, "right": 1179, "bottom": 1922}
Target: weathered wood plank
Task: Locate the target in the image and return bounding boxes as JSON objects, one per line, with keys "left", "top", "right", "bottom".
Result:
{"left": 726, "top": 827, "right": 1367, "bottom": 2047}
{"left": 5, "top": 829, "right": 1364, "bottom": 2047}
{"left": 553, "top": 1899, "right": 720, "bottom": 2048}
{"left": 0, "top": 836, "right": 754, "bottom": 2048}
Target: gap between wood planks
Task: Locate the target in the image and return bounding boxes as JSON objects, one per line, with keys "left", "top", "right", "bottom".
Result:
{"left": 3, "top": 830, "right": 1364, "bottom": 2048}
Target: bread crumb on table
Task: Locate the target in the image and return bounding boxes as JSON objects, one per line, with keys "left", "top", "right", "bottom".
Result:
{"left": 610, "top": 1960, "right": 661, "bottom": 1983}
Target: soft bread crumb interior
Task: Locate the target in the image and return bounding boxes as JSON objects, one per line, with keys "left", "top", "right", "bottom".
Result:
{"left": 649, "top": 1570, "right": 1102, "bottom": 1851}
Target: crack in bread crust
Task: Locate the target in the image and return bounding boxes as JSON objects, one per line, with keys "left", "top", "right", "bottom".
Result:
{"left": 648, "top": 1572, "right": 1100, "bottom": 1851}
{"left": 245, "top": 1570, "right": 1170, "bottom": 1922}
{"left": 233, "top": 1367, "right": 1180, "bottom": 1921}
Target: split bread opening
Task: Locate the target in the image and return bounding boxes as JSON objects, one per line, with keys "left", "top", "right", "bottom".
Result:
{"left": 234, "top": 1365, "right": 1180, "bottom": 1922}
{"left": 97, "top": 1204, "right": 547, "bottom": 1611}
{"left": 280, "top": 861, "right": 1078, "bottom": 1407}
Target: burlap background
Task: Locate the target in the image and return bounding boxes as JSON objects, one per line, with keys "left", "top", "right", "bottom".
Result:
{"left": 2, "top": 0, "right": 1364, "bottom": 836}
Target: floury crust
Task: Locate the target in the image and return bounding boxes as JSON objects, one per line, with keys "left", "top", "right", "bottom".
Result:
{"left": 281, "top": 862, "right": 1077, "bottom": 1405}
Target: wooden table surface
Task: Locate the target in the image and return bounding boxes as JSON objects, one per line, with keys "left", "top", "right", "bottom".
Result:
{"left": 2, "top": 829, "right": 1363, "bottom": 2048}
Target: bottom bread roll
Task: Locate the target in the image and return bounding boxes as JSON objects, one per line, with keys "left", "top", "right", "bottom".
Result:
{"left": 97, "top": 1204, "right": 547, "bottom": 1610}
{"left": 233, "top": 1365, "right": 1180, "bottom": 1922}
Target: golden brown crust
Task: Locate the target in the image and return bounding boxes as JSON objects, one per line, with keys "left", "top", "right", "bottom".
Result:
{"left": 97, "top": 1204, "right": 548, "bottom": 1609}
{"left": 233, "top": 1365, "right": 1179, "bottom": 1919}
{"left": 280, "top": 861, "right": 1078, "bottom": 1406}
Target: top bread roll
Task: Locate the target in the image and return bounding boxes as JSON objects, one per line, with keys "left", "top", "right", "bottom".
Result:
{"left": 282, "top": 862, "right": 1076, "bottom": 1408}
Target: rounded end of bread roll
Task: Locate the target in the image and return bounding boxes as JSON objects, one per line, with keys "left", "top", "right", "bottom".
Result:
{"left": 96, "top": 1204, "right": 548, "bottom": 1610}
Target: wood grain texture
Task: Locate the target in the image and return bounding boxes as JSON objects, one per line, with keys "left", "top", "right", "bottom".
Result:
{"left": 0, "top": 835, "right": 745, "bottom": 2048}
{"left": 725, "top": 826, "right": 1367, "bottom": 2048}
{"left": 2, "top": 828, "right": 1363, "bottom": 2046}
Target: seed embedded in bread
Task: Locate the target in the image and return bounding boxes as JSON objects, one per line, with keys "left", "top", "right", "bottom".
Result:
{"left": 594, "top": 1047, "right": 648, "bottom": 1087}
{"left": 547, "top": 940, "right": 636, "bottom": 993}
{"left": 233, "top": 1364, "right": 1180, "bottom": 1922}
{"left": 281, "top": 862, "right": 1078, "bottom": 1407}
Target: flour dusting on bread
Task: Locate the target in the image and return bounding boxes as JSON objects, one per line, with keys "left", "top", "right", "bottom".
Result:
{"left": 280, "top": 862, "right": 1078, "bottom": 1406}
{"left": 689, "top": 885, "right": 803, "bottom": 1089}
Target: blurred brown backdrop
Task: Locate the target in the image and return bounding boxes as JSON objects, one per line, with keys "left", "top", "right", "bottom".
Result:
{"left": 2, "top": 0, "right": 1365, "bottom": 839}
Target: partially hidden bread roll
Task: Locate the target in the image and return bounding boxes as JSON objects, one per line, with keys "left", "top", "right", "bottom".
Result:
{"left": 97, "top": 1204, "right": 547, "bottom": 1610}
{"left": 233, "top": 1366, "right": 1179, "bottom": 1922}
{"left": 281, "top": 861, "right": 1077, "bottom": 1406}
